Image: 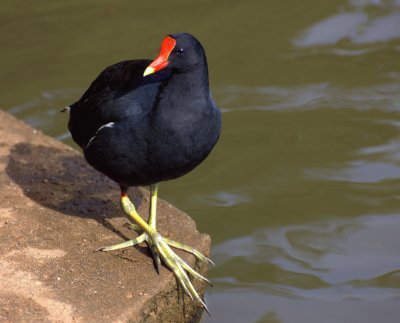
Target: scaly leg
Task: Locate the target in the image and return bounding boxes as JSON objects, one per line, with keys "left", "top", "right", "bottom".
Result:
{"left": 98, "top": 184, "right": 212, "bottom": 313}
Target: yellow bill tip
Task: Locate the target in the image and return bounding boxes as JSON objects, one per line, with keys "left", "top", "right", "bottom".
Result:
{"left": 143, "top": 66, "right": 155, "bottom": 77}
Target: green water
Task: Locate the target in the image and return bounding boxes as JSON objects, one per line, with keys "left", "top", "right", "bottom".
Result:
{"left": 2, "top": 1, "right": 400, "bottom": 322}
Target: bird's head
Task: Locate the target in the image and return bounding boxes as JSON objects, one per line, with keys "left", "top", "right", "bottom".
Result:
{"left": 143, "top": 33, "right": 206, "bottom": 76}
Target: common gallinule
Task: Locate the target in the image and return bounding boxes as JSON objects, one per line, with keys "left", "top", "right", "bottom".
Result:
{"left": 66, "top": 33, "right": 221, "bottom": 312}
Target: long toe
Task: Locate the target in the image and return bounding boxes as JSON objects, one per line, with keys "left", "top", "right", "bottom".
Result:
{"left": 97, "top": 233, "right": 146, "bottom": 252}
{"left": 146, "top": 231, "right": 211, "bottom": 312}
{"left": 163, "top": 237, "right": 215, "bottom": 266}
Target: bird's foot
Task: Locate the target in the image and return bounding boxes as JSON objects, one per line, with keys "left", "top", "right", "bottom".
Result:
{"left": 122, "top": 223, "right": 214, "bottom": 266}
{"left": 98, "top": 229, "right": 213, "bottom": 314}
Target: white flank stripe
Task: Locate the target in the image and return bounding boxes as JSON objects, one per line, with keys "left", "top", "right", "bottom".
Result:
{"left": 86, "top": 122, "right": 115, "bottom": 150}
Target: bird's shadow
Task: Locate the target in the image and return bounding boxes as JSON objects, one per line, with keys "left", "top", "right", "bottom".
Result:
{"left": 5, "top": 142, "right": 146, "bottom": 244}
{"left": 6, "top": 142, "right": 209, "bottom": 318}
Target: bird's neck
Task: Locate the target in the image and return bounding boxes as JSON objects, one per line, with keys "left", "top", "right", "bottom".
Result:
{"left": 163, "top": 66, "right": 209, "bottom": 100}
{"left": 150, "top": 67, "right": 211, "bottom": 130}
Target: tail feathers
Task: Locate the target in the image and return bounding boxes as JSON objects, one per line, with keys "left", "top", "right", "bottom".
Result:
{"left": 60, "top": 106, "right": 71, "bottom": 113}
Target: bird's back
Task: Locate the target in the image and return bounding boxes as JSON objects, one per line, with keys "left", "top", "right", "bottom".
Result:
{"left": 67, "top": 33, "right": 221, "bottom": 187}
{"left": 68, "top": 59, "right": 170, "bottom": 149}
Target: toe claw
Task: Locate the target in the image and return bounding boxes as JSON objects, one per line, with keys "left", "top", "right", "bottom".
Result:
{"left": 154, "top": 256, "right": 162, "bottom": 274}
{"left": 147, "top": 239, "right": 162, "bottom": 274}
{"left": 200, "top": 300, "right": 211, "bottom": 316}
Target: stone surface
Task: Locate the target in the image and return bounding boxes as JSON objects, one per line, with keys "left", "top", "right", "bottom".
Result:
{"left": 0, "top": 110, "right": 210, "bottom": 322}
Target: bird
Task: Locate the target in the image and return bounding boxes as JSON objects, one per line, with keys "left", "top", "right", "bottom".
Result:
{"left": 65, "top": 32, "right": 221, "bottom": 313}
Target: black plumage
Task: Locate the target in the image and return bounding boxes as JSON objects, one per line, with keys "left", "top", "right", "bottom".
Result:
{"left": 68, "top": 33, "right": 221, "bottom": 187}
{"left": 66, "top": 33, "right": 221, "bottom": 312}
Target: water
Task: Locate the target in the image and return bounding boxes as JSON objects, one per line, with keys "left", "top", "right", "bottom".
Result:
{"left": 2, "top": 1, "right": 400, "bottom": 322}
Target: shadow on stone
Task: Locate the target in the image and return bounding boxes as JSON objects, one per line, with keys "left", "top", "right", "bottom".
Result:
{"left": 6, "top": 142, "right": 144, "bottom": 241}
{"left": 1, "top": 111, "right": 210, "bottom": 322}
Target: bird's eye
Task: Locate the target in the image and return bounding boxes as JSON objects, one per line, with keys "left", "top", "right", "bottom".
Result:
{"left": 176, "top": 48, "right": 185, "bottom": 55}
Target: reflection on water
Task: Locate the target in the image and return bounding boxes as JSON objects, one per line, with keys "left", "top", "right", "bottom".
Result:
{"left": 205, "top": 214, "right": 400, "bottom": 322}
{"left": 8, "top": 88, "right": 79, "bottom": 137}
{"left": 195, "top": 191, "right": 251, "bottom": 207}
{"left": 2, "top": 0, "right": 400, "bottom": 322}
{"left": 219, "top": 83, "right": 400, "bottom": 112}
{"left": 203, "top": 290, "right": 399, "bottom": 323}
{"left": 307, "top": 160, "right": 400, "bottom": 183}
{"left": 213, "top": 214, "right": 400, "bottom": 291}
{"left": 294, "top": 0, "right": 400, "bottom": 47}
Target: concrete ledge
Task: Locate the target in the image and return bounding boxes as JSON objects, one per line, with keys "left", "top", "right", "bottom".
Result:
{"left": 0, "top": 110, "right": 210, "bottom": 322}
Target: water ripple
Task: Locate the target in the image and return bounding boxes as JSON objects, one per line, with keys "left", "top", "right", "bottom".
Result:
{"left": 306, "top": 160, "right": 400, "bottom": 183}
{"left": 293, "top": 1, "right": 400, "bottom": 47}
{"left": 9, "top": 88, "right": 79, "bottom": 115}
{"left": 195, "top": 190, "right": 251, "bottom": 207}
{"left": 212, "top": 214, "right": 400, "bottom": 300}
{"left": 218, "top": 82, "right": 400, "bottom": 112}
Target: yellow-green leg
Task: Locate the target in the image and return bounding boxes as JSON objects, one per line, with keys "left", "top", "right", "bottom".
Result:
{"left": 98, "top": 184, "right": 212, "bottom": 314}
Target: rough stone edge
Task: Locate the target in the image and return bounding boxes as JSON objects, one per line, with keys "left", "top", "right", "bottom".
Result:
{"left": 0, "top": 110, "right": 211, "bottom": 322}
